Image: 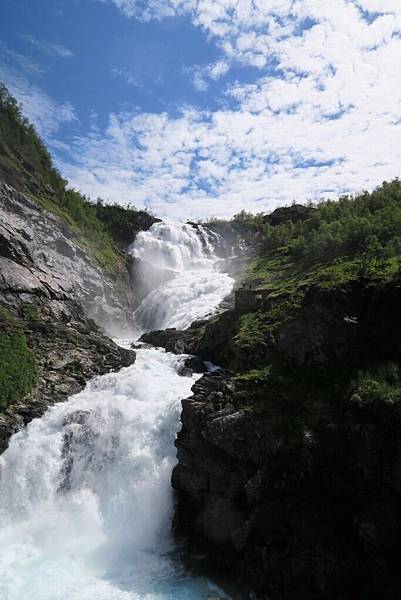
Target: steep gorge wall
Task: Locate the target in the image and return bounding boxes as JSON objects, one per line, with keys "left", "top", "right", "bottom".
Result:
{"left": 145, "top": 281, "right": 401, "bottom": 600}
{"left": 0, "top": 180, "right": 142, "bottom": 452}
{"left": 0, "top": 180, "right": 138, "bottom": 336}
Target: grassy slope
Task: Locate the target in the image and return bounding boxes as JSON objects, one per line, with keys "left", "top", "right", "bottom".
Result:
{"left": 0, "top": 83, "right": 156, "bottom": 272}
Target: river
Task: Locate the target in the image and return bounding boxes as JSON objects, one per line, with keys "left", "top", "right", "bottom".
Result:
{"left": 0, "top": 223, "right": 234, "bottom": 600}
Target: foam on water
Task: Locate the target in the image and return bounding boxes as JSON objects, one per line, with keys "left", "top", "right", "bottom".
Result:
{"left": 0, "top": 349, "right": 223, "bottom": 600}
{"left": 131, "top": 222, "right": 233, "bottom": 331}
{"left": 0, "top": 221, "right": 234, "bottom": 600}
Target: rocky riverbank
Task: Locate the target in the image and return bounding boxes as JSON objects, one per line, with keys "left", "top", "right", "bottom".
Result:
{"left": 144, "top": 275, "right": 401, "bottom": 600}
{"left": 0, "top": 315, "right": 136, "bottom": 454}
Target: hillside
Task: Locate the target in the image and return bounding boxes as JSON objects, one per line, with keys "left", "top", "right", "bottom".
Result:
{"left": 0, "top": 83, "right": 157, "bottom": 271}
{"left": 0, "top": 85, "right": 155, "bottom": 446}
{"left": 144, "top": 182, "right": 401, "bottom": 600}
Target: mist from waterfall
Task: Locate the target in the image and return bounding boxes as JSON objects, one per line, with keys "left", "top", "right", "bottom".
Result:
{"left": 131, "top": 222, "right": 234, "bottom": 332}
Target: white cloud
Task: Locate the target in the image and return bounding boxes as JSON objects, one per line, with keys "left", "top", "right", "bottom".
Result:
{"left": 19, "top": 34, "right": 74, "bottom": 58}
{"left": 102, "top": 0, "right": 401, "bottom": 70}
{"left": 61, "top": 0, "right": 401, "bottom": 219}
{"left": 98, "top": 0, "right": 181, "bottom": 20}
{"left": 0, "top": 41, "right": 45, "bottom": 76}
{"left": 186, "top": 59, "right": 230, "bottom": 91}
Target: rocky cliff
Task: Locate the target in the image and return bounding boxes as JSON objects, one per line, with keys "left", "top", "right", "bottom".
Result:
{"left": 142, "top": 187, "right": 401, "bottom": 600}
{"left": 0, "top": 180, "right": 142, "bottom": 452}
{"left": 148, "top": 279, "right": 401, "bottom": 600}
{"left": 0, "top": 180, "right": 138, "bottom": 336}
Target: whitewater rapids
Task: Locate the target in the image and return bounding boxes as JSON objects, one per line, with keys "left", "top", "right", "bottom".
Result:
{"left": 0, "top": 350, "right": 224, "bottom": 600}
{"left": 131, "top": 222, "right": 233, "bottom": 332}
{"left": 0, "top": 223, "right": 233, "bottom": 600}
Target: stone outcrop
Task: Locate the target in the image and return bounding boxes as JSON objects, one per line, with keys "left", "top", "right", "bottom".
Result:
{"left": 0, "top": 181, "right": 137, "bottom": 453}
{"left": 172, "top": 372, "right": 271, "bottom": 597}
{"left": 140, "top": 310, "right": 238, "bottom": 366}
{"left": 0, "top": 180, "right": 136, "bottom": 336}
{"left": 169, "top": 279, "right": 401, "bottom": 599}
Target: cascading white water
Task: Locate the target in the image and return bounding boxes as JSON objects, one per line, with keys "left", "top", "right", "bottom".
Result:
{"left": 0, "top": 350, "right": 225, "bottom": 600}
{"left": 131, "top": 222, "right": 234, "bottom": 332}
{"left": 0, "top": 221, "right": 234, "bottom": 600}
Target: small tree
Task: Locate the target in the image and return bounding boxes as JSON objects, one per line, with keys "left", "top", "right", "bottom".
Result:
{"left": 361, "top": 234, "right": 382, "bottom": 275}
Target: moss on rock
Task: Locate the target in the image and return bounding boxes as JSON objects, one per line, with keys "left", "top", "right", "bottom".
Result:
{"left": 0, "top": 307, "right": 37, "bottom": 409}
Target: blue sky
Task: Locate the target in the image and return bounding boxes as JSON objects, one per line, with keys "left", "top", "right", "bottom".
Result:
{"left": 1, "top": 0, "right": 401, "bottom": 219}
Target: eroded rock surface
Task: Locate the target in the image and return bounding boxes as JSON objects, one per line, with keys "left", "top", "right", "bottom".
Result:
{"left": 171, "top": 280, "right": 401, "bottom": 599}
{"left": 0, "top": 181, "right": 136, "bottom": 453}
{"left": 0, "top": 181, "right": 136, "bottom": 335}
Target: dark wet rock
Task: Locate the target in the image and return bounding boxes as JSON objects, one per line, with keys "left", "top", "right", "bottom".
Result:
{"left": 140, "top": 327, "right": 198, "bottom": 354}
{"left": 172, "top": 279, "right": 401, "bottom": 599}
{"left": 178, "top": 367, "right": 193, "bottom": 377}
{"left": 178, "top": 356, "right": 208, "bottom": 376}
{"left": 130, "top": 342, "right": 153, "bottom": 350}
{"left": 172, "top": 371, "right": 268, "bottom": 593}
{"left": 140, "top": 309, "right": 237, "bottom": 368}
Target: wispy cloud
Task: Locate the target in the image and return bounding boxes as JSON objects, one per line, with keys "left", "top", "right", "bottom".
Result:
{"left": 0, "top": 60, "right": 75, "bottom": 138}
{"left": 111, "top": 67, "right": 152, "bottom": 92}
{"left": 0, "top": 41, "right": 45, "bottom": 76}
{"left": 62, "top": 0, "right": 401, "bottom": 219}
{"left": 19, "top": 34, "right": 74, "bottom": 58}
{"left": 98, "top": 0, "right": 178, "bottom": 21}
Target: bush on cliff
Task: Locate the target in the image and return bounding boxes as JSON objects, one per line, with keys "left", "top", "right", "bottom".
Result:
{"left": 0, "top": 307, "right": 37, "bottom": 409}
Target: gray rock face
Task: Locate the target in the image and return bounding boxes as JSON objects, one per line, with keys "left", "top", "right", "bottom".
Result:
{"left": 0, "top": 181, "right": 136, "bottom": 336}
{"left": 0, "top": 180, "right": 138, "bottom": 453}
{"left": 0, "top": 320, "right": 136, "bottom": 454}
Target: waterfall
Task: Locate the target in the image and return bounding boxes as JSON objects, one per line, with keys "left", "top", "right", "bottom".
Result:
{"left": 0, "top": 350, "right": 225, "bottom": 599}
{"left": 131, "top": 222, "right": 233, "bottom": 332}
{"left": 0, "top": 221, "right": 233, "bottom": 600}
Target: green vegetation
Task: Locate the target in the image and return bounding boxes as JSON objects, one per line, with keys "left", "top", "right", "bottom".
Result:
{"left": 0, "top": 83, "right": 156, "bottom": 271}
{"left": 199, "top": 183, "right": 401, "bottom": 596}
{"left": 349, "top": 362, "right": 401, "bottom": 407}
{"left": 210, "top": 181, "right": 401, "bottom": 294}
{"left": 0, "top": 84, "right": 65, "bottom": 200}
{"left": 210, "top": 180, "right": 401, "bottom": 372}
{"left": 236, "top": 312, "right": 270, "bottom": 349}
{"left": 236, "top": 365, "right": 272, "bottom": 384}
{"left": 231, "top": 182, "right": 401, "bottom": 265}
{"left": 0, "top": 307, "right": 37, "bottom": 409}
{"left": 20, "top": 303, "right": 40, "bottom": 322}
